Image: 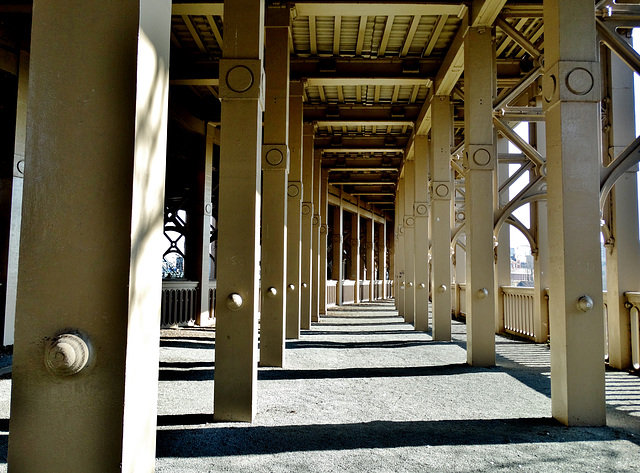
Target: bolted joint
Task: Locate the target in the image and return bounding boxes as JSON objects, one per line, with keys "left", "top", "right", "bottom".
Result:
{"left": 44, "top": 332, "right": 93, "bottom": 377}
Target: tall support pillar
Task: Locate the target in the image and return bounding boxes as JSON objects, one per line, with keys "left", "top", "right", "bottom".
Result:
{"left": 286, "top": 81, "right": 304, "bottom": 339}
{"left": 332, "top": 197, "right": 344, "bottom": 304}
{"left": 431, "top": 96, "right": 453, "bottom": 340}
{"left": 403, "top": 161, "right": 416, "bottom": 323}
{"left": 300, "top": 124, "right": 314, "bottom": 329}
{"left": 531, "top": 114, "right": 549, "bottom": 343}
{"left": 3, "top": 50, "right": 28, "bottom": 346}
{"left": 311, "top": 150, "right": 321, "bottom": 322}
{"left": 495, "top": 138, "right": 511, "bottom": 334}
{"left": 414, "top": 136, "right": 430, "bottom": 331}
{"left": 543, "top": 0, "right": 605, "bottom": 425}
{"left": 366, "top": 217, "right": 375, "bottom": 301}
{"left": 8, "top": 1, "right": 171, "bottom": 470}
{"left": 388, "top": 221, "right": 394, "bottom": 299}
{"left": 464, "top": 26, "right": 496, "bottom": 366}
{"left": 604, "top": 46, "right": 640, "bottom": 370}
{"left": 214, "top": 0, "right": 265, "bottom": 422}
{"left": 319, "top": 169, "right": 329, "bottom": 315}
{"left": 195, "top": 125, "right": 215, "bottom": 326}
{"left": 260, "top": 8, "right": 290, "bottom": 367}
{"left": 396, "top": 178, "right": 406, "bottom": 316}
{"left": 350, "top": 209, "right": 361, "bottom": 302}
{"left": 378, "top": 219, "right": 387, "bottom": 299}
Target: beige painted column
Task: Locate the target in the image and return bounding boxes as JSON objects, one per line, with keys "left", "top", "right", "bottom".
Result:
{"left": 464, "top": 26, "right": 496, "bottom": 367}
{"left": 414, "top": 136, "right": 430, "bottom": 331}
{"left": 543, "top": 0, "right": 605, "bottom": 425}
{"left": 8, "top": 1, "right": 171, "bottom": 471}
{"left": 431, "top": 95, "right": 453, "bottom": 340}
{"left": 378, "top": 219, "right": 387, "bottom": 299}
{"left": 396, "top": 178, "right": 406, "bottom": 316}
{"left": 531, "top": 117, "right": 549, "bottom": 343}
{"left": 388, "top": 222, "right": 395, "bottom": 299}
{"left": 195, "top": 125, "right": 215, "bottom": 326}
{"left": 300, "top": 124, "right": 315, "bottom": 329}
{"left": 214, "top": 0, "right": 265, "bottom": 422}
{"left": 286, "top": 81, "right": 304, "bottom": 339}
{"left": 311, "top": 150, "right": 321, "bottom": 322}
{"left": 3, "top": 50, "right": 28, "bottom": 346}
{"left": 332, "top": 198, "right": 344, "bottom": 304}
{"left": 319, "top": 169, "right": 329, "bottom": 315}
{"left": 403, "top": 161, "right": 416, "bottom": 324}
{"left": 605, "top": 47, "right": 640, "bottom": 370}
{"left": 366, "top": 217, "right": 375, "bottom": 301}
{"left": 495, "top": 138, "right": 511, "bottom": 334}
{"left": 260, "top": 8, "right": 290, "bottom": 367}
{"left": 350, "top": 208, "right": 361, "bottom": 302}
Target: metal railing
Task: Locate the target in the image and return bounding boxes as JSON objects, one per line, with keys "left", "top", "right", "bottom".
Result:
{"left": 161, "top": 280, "right": 199, "bottom": 327}
{"left": 623, "top": 292, "right": 640, "bottom": 370}
{"left": 502, "top": 286, "right": 536, "bottom": 341}
{"left": 343, "top": 280, "right": 356, "bottom": 304}
{"left": 327, "top": 280, "right": 338, "bottom": 307}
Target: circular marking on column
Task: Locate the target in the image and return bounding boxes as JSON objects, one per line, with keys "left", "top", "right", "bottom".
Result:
{"left": 17, "top": 160, "right": 24, "bottom": 175}
{"left": 320, "top": 226, "right": 327, "bottom": 234}
{"left": 406, "top": 217, "right": 415, "bottom": 227}
{"left": 399, "top": 226, "right": 405, "bottom": 235}
{"left": 301, "top": 204, "right": 311, "bottom": 215}
{"left": 288, "top": 183, "right": 300, "bottom": 198}
{"left": 312, "top": 216, "right": 319, "bottom": 226}
{"left": 227, "top": 293, "right": 243, "bottom": 310}
{"left": 205, "top": 203, "right": 213, "bottom": 214}
{"left": 566, "top": 67, "right": 593, "bottom": 96}
{"left": 44, "top": 333, "right": 92, "bottom": 377}
{"left": 543, "top": 74, "right": 557, "bottom": 103}
{"left": 435, "top": 184, "right": 449, "bottom": 198}
{"left": 577, "top": 294, "right": 594, "bottom": 312}
{"left": 456, "top": 211, "right": 465, "bottom": 222}
{"left": 226, "top": 65, "right": 254, "bottom": 93}
{"left": 472, "top": 148, "right": 491, "bottom": 167}
{"left": 266, "top": 148, "right": 284, "bottom": 166}
{"left": 415, "top": 204, "right": 428, "bottom": 215}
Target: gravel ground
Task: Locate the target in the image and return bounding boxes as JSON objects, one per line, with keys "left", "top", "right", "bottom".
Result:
{"left": 0, "top": 301, "right": 638, "bottom": 471}
{"left": 155, "top": 301, "right": 640, "bottom": 472}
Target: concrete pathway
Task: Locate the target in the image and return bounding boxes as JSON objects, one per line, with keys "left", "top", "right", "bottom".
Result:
{"left": 155, "top": 300, "right": 640, "bottom": 472}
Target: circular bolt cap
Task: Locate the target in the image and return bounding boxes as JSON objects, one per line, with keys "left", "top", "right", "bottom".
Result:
{"left": 439, "top": 284, "right": 447, "bottom": 293}
{"left": 288, "top": 284, "right": 295, "bottom": 291}
{"left": 267, "top": 287, "right": 277, "bottom": 298}
{"left": 44, "top": 333, "right": 91, "bottom": 377}
{"left": 477, "top": 288, "right": 489, "bottom": 299}
{"left": 227, "top": 293, "right": 243, "bottom": 310}
{"left": 577, "top": 295, "right": 594, "bottom": 312}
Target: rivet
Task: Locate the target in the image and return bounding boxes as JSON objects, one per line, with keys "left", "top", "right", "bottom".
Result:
{"left": 477, "top": 288, "right": 489, "bottom": 299}
{"left": 227, "top": 293, "right": 243, "bottom": 310}
{"left": 267, "top": 287, "right": 277, "bottom": 298}
{"left": 577, "top": 295, "right": 594, "bottom": 312}
{"left": 302, "top": 282, "right": 308, "bottom": 288}
{"left": 420, "top": 283, "right": 425, "bottom": 288}
{"left": 288, "top": 284, "right": 295, "bottom": 291}
{"left": 408, "top": 282, "right": 413, "bottom": 287}
{"left": 44, "top": 332, "right": 92, "bottom": 377}
{"left": 439, "top": 284, "right": 447, "bottom": 293}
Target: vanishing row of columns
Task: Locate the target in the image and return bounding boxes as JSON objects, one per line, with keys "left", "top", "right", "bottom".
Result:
{"left": 6, "top": 1, "right": 640, "bottom": 471}
{"left": 394, "top": 0, "right": 640, "bottom": 433}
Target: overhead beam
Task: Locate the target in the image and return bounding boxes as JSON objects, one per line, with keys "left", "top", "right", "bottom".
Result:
{"left": 306, "top": 77, "right": 430, "bottom": 87}
{"left": 172, "top": 2, "right": 224, "bottom": 16}
{"left": 317, "top": 120, "right": 414, "bottom": 127}
{"left": 294, "top": 3, "right": 466, "bottom": 17}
